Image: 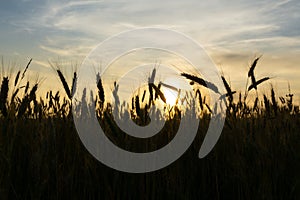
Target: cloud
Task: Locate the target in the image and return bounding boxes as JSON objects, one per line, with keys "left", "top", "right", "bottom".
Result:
{"left": 33, "top": 59, "right": 50, "bottom": 68}
{"left": 268, "top": 0, "right": 293, "bottom": 11}
{"left": 3, "top": 0, "right": 297, "bottom": 55}
{"left": 40, "top": 44, "right": 93, "bottom": 58}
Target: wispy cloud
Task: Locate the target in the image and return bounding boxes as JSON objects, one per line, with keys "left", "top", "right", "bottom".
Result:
{"left": 33, "top": 60, "right": 50, "bottom": 68}
{"left": 3, "top": 0, "right": 297, "bottom": 53}
{"left": 40, "top": 44, "right": 93, "bottom": 58}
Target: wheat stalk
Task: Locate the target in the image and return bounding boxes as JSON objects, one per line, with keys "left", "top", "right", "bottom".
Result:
{"left": 150, "top": 83, "right": 166, "bottom": 103}
{"left": 195, "top": 89, "right": 203, "bottom": 110}
{"left": 248, "top": 77, "right": 270, "bottom": 91}
{"left": 271, "top": 86, "right": 277, "bottom": 115}
{"left": 181, "top": 72, "right": 219, "bottom": 94}
{"left": 135, "top": 95, "right": 140, "bottom": 117}
{"left": 248, "top": 56, "right": 261, "bottom": 78}
{"left": 141, "top": 90, "right": 146, "bottom": 103}
{"left": 71, "top": 72, "right": 77, "bottom": 97}
{"left": 29, "top": 83, "right": 38, "bottom": 101}
{"left": 221, "top": 75, "right": 235, "bottom": 102}
{"left": 96, "top": 73, "right": 105, "bottom": 103}
{"left": 21, "top": 58, "right": 32, "bottom": 80}
{"left": 14, "top": 71, "right": 21, "bottom": 87}
{"left": 11, "top": 88, "right": 19, "bottom": 103}
{"left": 131, "top": 97, "right": 135, "bottom": 110}
{"left": 0, "top": 77, "right": 9, "bottom": 116}
{"left": 57, "top": 70, "right": 72, "bottom": 99}
{"left": 24, "top": 81, "right": 29, "bottom": 94}
{"left": 148, "top": 83, "right": 154, "bottom": 104}
{"left": 263, "top": 94, "right": 270, "bottom": 116}
{"left": 253, "top": 97, "right": 259, "bottom": 112}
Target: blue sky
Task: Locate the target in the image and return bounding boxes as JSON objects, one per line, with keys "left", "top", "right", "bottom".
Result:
{"left": 0, "top": 0, "right": 299, "bottom": 102}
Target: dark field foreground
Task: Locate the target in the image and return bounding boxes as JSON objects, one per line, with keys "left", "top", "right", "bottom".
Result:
{"left": 0, "top": 107, "right": 299, "bottom": 200}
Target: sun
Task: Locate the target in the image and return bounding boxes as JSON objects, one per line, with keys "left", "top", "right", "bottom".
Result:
{"left": 163, "top": 88, "right": 178, "bottom": 106}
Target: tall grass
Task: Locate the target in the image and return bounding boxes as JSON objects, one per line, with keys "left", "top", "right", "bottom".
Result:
{"left": 0, "top": 57, "right": 299, "bottom": 199}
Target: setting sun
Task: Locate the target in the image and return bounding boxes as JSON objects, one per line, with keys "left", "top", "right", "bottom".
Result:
{"left": 163, "top": 88, "right": 178, "bottom": 106}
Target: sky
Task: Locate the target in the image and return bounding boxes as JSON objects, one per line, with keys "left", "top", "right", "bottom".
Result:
{"left": 0, "top": 0, "right": 299, "bottom": 103}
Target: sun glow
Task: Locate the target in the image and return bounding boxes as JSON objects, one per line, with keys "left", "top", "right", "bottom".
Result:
{"left": 163, "top": 88, "right": 178, "bottom": 106}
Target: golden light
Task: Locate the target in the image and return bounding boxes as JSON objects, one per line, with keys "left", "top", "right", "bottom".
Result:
{"left": 163, "top": 88, "right": 177, "bottom": 106}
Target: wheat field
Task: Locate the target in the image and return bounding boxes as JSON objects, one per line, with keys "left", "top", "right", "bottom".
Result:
{"left": 0, "top": 57, "right": 299, "bottom": 199}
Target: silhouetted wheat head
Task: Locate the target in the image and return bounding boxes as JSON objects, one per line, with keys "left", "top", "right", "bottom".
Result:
{"left": 96, "top": 73, "right": 105, "bottom": 109}
{"left": 0, "top": 77, "right": 9, "bottom": 116}
{"left": 181, "top": 72, "right": 219, "bottom": 94}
